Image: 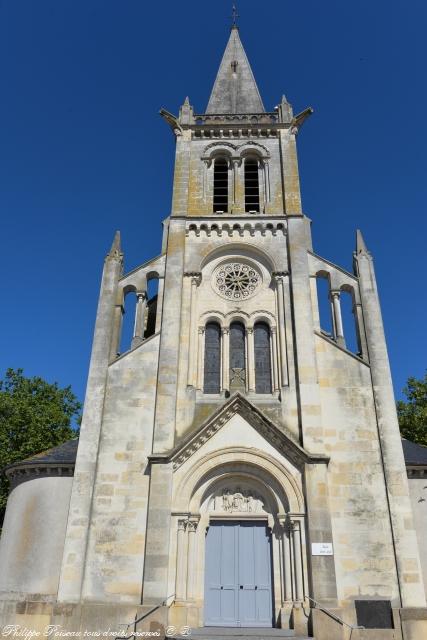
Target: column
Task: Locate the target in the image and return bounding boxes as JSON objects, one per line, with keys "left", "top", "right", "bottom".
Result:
{"left": 247, "top": 327, "right": 255, "bottom": 392}
{"left": 175, "top": 519, "right": 188, "bottom": 600}
{"left": 273, "top": 272, "right": 289, "bottom": 386}
{"left": 354, "top": 300, "right": 368, "bottom": 359}
{"left": 330, "top": 290, "right": 345, "bottom": 347}
{"left": 291, "top": 520, "right": 304, "bottom": 602}
{"left": 222, "top": 327, "right": 229, "bottom": 393}
{"left": 131, "top": 292, "right": 147, "bottom": 349}
{"left": 109, "top": 303, "right": 124, "bottom": 360}
{"left": 281, "top": 520, "right": 293, "bottom": 602}
{"left": 186, "top": 519, "right": 198, "bottom": 600}
{"left": 186, "top": 272, "right": 201, "bottom": 387}
{"left": 270, "top": 327, "right": 280, "bottom": 392}
{"left": 196, "top": 326, "right": 205, "bottom": 390}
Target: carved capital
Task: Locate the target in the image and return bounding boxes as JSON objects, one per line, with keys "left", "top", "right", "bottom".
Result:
{"left": 184, "top": 271, "right": 202, "bottom": 286}
{"left": 186, "top": 519, "right": 198, "bottom": 533}
{"left": 222, "top": 327, "right": 230, "bottom": 335}
{"left": 177, "top": 519, "right": 187, "bottom": 532}
{"left": 198, "top": 326, "right": 205, "bottom": 335}
{"left": 272, "top": 271, "right": 288, "bottom": 282}
{"left": 270, "top": 326, "right": 277, "bottom": 335}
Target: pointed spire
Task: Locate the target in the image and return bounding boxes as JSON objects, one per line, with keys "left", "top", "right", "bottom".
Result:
{"left": 356, "top": 229, "right": 369, "bottom": 255}
{"left": 206, "top": 27, "right": 264, "bottom": 114}
{"left": 108, "top": 230, "right": 122, "bottom": 260}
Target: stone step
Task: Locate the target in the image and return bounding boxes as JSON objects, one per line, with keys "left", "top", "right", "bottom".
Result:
{"left": 174, "top": 629, "right": 312, "bottom": 639}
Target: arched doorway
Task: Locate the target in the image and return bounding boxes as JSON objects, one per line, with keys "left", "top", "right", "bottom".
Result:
{"left": 170, "top": 450, "right": 308, "bottom": 631}
{"left": 203, "top": 480, "right": 274, "bottom": 627}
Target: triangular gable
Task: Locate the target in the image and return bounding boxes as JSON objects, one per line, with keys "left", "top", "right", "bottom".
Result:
{"left": 149, "top": 393, "right": 328, "bottom": 471}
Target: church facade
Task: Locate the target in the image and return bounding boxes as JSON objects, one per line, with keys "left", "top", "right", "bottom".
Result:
{"left": 1, "top": 25, "right": 427, "bottom": 640}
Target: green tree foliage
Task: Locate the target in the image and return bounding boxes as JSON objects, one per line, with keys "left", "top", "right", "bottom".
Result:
{"left": 397, "top": 372, "right": 427, "bottom": 446}
{"left": 0, "top": 368, "right": 81, "bottom": 525}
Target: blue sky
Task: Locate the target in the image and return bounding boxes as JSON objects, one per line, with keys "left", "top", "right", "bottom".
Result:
{"left": 0, "top": 0, "right": 426, "bottom": 405}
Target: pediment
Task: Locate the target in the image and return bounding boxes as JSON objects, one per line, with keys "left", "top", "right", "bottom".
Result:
{"left": 149, "top": 393, "right": 328, "bottom": 471}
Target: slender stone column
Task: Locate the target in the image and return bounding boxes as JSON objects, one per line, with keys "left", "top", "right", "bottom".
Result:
{"left": 175, "top": 519, "right": 188, "bottom": 600}
{"left": 247, "top": 327, "right": 256, "bottom": 392}
{"left": 109, "top": 303, "right": 124, "bottom": 360}
{"left": 131, "top": 292, "right": 147, "bottom": 349}
{"left": 273, "top": 272, "right": 288, "bottom": 386}
{"left": 330, "top": 290, "right": 345, "bottom": 347}
{"left": 271, "top": 327, "right": 280, "bottom": 391}
{"left": 186, "top": 272, "right": 201, "bottom": 387}
{"left": 354, "top": 300, "right": 368, "bottom": 359}
{"left": 186, "top": 519, "right": 198, "bottom": 600}
{"left": 196, "top": 326, "right": 205, "bottom": 390}
{"left": 291, "top": 520, "right": 304, "bottom": 602}
{"left": 222, "top": 327, "right": 230, "bottom": 392}
{"left": 282, "top": 522, "right": 293, "bottom": 602}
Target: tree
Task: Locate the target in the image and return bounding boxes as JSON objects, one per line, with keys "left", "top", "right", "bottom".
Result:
{"left": 0, "top": 368, "right": 81, "bottom": 526}
{"left": 397, "top": 372, "right": 427, "bottom": 446}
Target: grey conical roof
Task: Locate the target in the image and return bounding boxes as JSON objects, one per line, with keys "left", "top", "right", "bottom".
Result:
{"left": 206, "top": 27, "right": 265, "bottom": 114}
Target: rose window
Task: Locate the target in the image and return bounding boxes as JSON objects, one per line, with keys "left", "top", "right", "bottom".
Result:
{"left": 213, "top": 262, "right": 261, "bottom": 300}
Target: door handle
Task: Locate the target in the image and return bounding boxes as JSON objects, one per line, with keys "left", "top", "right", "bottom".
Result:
{"left": 240, "top": 585, "right": 243, "bottom": 589}
{"left": 255, "top": 585, "right": 258, "bottom": 590}
{"left": 220, "top": 586, "right": 223, "bottom": 590}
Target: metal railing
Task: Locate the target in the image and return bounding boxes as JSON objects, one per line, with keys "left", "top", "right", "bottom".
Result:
{"left": 306, "top": 596, "right": 365, "bottom": 639}
{"left": 115, "top": 594, "right": 175, "bottom": 640}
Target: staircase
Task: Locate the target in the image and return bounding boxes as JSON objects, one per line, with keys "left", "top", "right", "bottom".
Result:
{"left": 173, "top": 629, "right": 312, "bottom": 640}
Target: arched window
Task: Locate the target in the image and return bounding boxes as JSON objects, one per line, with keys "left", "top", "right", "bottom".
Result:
{"left": 254, "top": 322, "right": 272, "bottom": 393}
{"left": 204, "top": 322, "right": 221, "bottom": 393}
{"left": 340, "top": 288, "right": 359, "bottom": 354}
{"left": 213, "top": 158, "right": 229, "bottom": 213}
{"left": 244, "top": 157, "right": 260, "bottom": 213}
{"left": 229, "top": 321, "right": 246, "bottom": 391}
{"left": 145, "top": 277, "right": 159, "bottom": 339}
{"left": 316, "top": 274, "right": 333, "bottom": 337}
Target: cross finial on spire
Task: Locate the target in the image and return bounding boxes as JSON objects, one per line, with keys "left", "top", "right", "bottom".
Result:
{"left": 231, "top": 4, "right": 239, "bottom": 29}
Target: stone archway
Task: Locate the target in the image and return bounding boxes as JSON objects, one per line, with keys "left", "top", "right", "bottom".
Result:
{"left": 169, "top": 449, "right": 308, "bottom": 631}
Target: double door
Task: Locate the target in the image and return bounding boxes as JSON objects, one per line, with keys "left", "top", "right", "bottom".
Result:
{"left": 204, "top": 520, "right": 273, "bottom": 627}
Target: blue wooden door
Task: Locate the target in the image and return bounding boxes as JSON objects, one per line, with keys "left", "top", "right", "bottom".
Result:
{"left": 204, "top": 521, "right": 273, "bottom": 627}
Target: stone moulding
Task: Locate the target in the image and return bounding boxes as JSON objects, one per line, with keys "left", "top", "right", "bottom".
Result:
{"left": 148, "top": 392, "right": 329, "bottom": 471}
{"left": 186, "top": 220, "right": 287, "bottom": 237}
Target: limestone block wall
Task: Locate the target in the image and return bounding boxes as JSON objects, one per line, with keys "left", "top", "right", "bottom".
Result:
{"left": 0, "top": 476, "right": 73, "bottom": 596}
{"left": 314, "top": 334, "right": 400, "bottom": 605}
{"left": 80, "top": 333, "right": 160, "bottom": 603}
{"left": 408, "top": 477, "right": 427, "bottom": 591}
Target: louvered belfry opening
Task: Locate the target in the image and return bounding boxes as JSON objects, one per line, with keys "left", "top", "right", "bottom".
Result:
{"left": 204, "top": 322, "right": 221, "bottom": 394}
{"left": 244, "top": 157, "right": 260, "bottom": 213}
{"left": 254, "top": 322, "right": 272, "bottom": 393}
{"left": 213, "top": 158, "right": 229, "bottom": 213}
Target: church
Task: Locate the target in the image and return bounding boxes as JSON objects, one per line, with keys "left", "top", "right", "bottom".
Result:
{"left": 1, "top": 22, "right": 427, "bottom": 640}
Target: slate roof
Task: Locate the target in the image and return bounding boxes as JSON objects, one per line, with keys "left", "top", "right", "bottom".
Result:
{"left": 402, "top": 438, "right": 427, "bottom": 466}
{"left": 6, "top": 438, "right": 79, "bottom": 472}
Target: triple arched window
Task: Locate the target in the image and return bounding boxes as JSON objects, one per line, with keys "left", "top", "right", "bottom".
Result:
{"left": 203, "top": 321, "right": 272, "bottom": 394}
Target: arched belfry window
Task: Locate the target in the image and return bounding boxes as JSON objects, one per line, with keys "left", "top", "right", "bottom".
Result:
{"left": 254, "top": 322, "right": 272, "bottom": 393}
{"left": 229, "top": 321, "right": 246, "bottom": 391}
{"left": 244, "top": 157, "right": 260, "bottom": 213}
{"left": 204, "top": 322, "right": 221, "bottom": 393}
{"left": 213, "top": 158, "right": 229, "bottom": 213}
